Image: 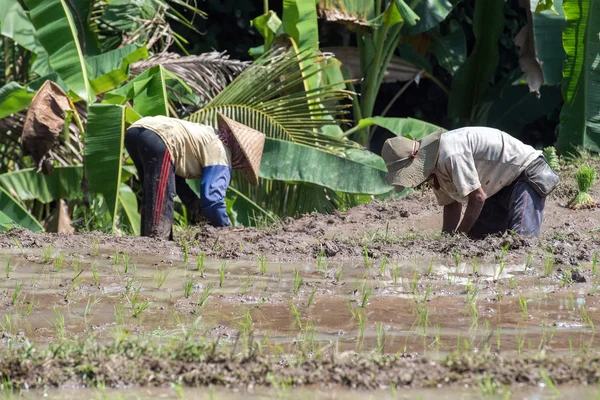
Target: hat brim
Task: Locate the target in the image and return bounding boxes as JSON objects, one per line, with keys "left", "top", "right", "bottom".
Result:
{"left": 217, "top": 113, "right": 266, "bottom": 186}
{"left": 386, "top": 130, "right": 443, "bottom": 188}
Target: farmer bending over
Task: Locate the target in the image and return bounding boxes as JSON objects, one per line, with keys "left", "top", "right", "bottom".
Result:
{"left": 125, "top": 113, "right": 265, "bottom": 239}
{"left": 381, "top": 127, "right": 559, "bottom": 238}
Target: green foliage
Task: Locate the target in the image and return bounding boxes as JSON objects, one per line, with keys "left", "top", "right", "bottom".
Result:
{"left": 558, "top": 0, "right": 600, "bottom": 153}
{"left": 569, "top": 166, "right": 597, "bottom": 209}
{"left": 543, "top": 147, "right": 560, "bottom": 171}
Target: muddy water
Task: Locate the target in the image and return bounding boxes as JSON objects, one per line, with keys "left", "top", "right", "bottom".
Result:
{"left": 1, "top": 244, "right": 598, "bottom": 360}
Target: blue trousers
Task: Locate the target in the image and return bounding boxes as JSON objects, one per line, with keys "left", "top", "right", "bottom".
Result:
{"left": 469, "top": 179, "right": 546, "bottom": 238}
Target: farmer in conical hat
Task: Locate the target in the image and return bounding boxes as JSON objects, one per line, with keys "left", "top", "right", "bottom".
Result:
{"left": 125, "top": 112, "right": 265, "bottom": 239}
{"left": 381, "top": 127, "right": 559, "bottom": 238}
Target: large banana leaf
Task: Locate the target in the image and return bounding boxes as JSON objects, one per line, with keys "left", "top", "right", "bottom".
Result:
{"left": 356, "top": 117, "right": 445, "bottom": 140}
{"left": 259, "top": 139, "right": 391, "bottom": 195}
{"left": 283, "top": 0, "right": 319, "bottom": 50}
{"left": 24, "top": 0, "right": 94, "bottom": 103}
{"left": 402, "top": 0, "right": 454, "bottom": 35}
{"left": 558, "top": 0, "right": 600, "bottom": 153}
{"left": 531, "top": 0, "right": 566, "bottom": 85}
{"left": 0, "top": 82, "right": 36, "bottom": 120}
{"left": 0, "top": 166, "right": 83, "bottom": 203}
{"left": 0, "top": 187, "right": 43, "bottom": 232}
{"left": 0, "top": 0, "right": 52, "bottom": 75}
{"left": 88, "top": 45, "right": 149, "bottom": 94}
{"left": 118, "top": 183, "right": 140, "bottom": 236}
{"left": 448, "top": 0, "right": 505, "bottom": 120}
{"left": 187, "top": 48, "right": 353, "bottom": 150}
{"left": 85, "top": 104, "right": 126, "bottom": 232}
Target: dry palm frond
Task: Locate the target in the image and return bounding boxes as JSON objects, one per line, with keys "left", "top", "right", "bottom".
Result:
{"left": 131, "top": 52, "right": 250, "bottom": 106}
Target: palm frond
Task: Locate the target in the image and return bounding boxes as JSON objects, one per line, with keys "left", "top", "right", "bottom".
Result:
{"left": 187, "top": 46, "right": 357, "bottom": 152}
{"left": 131, "top": 52, "right": 249, "bottom": 106}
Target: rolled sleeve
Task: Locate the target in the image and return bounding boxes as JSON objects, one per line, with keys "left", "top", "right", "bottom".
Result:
{"left": 200, "top": 165, "right": 231, "bottom": 227}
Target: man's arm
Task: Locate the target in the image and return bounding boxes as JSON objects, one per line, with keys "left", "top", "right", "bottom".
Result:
{"left": 442, "top": 201, "right": 462, "bottom": 233}
{"left": 456, "top": 187, "right": 486, "bottom": 234}
{"left": 199, "top": 165, "right": 231, "bottom": 227}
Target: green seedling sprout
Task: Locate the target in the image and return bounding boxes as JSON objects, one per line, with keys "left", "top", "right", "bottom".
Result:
{"left": 53, "top": 253, "right": 64, "bottom": 272}
{"left": 196, "top": 251, "right": 206, "bottom": 275}
{"left": 91, "top": 238, "right": 100, "bottom": 257}
{"left": 113, "top": 251, "right": 120, "bottom": 265}
{"left": 12, "top": 237, "right": 24, "bottom": 254}
{"left": 509, "top": 277, "right": 518, "bottom": 290}
{"left": 376, "top": 322, "right": 385, "bottom": 353}
{"left": 391, "top": 264, "right": 399, "bottom": 285}
{"left": 84, "top": 297, "right": 101, "bottom": 323}
{"left": 362, "top": 245, "right": 372, "bottom": 270}
{"left": 543, "top": 254, "right": 554, "bottom": 277}
{"left": 524, "top": 252, "right": 533, "bottom": 271}
{"left": 122, "top": 253, "right": 130, "bottom": 273}
{"left": 132, "top": 300, "right": 150, "bottom": 318}
{"left": 378, "top": 257, "right": 388, "bottom": 277}
{"left": 410, "top": 270, "right": 418, "bottom": 293}
{"left": 219, "top": 262, "right": 227, "bottom": 288}
{"left": 360, "top": 286, "right": 372, "bottom": 308}
{"left": 52, "top": 306, "right": 65, "bottom": 340}
{"left": 289, "top": 301, "right": 302, "bottom": 329}
{"left": 580, "top": 304, "right": 595, "bottom": 332}
{"left": 42, "top": 245, "right": 52, "bottom": 263}
{"left": 518, "top": 295, "right": 529, "bottom": 320}
{"left": 198, "top": 284, "right": 213, "bottom": 308}
{"left": 181, "top": 239, "right": 189, "bottom": 263}
{"left": 124, "top": 279, "right": 133, "bottom": 295}
{"left": 592, "top": 252, "right": 598, "bottom": 277}
{"left": 427, "top": 259, "right": 435, "bottom": 275}
{"left": 11, "top": 281, "right": 23, "bottom": 305}
{"left": 293, "top": 269, "right": 303, "bottom": 295}
{"left": 307, "top": 286, "right": 317, "bottom": 308}
{"left": 539, "top": 369, "right": 560, "bottom": 397}
{"left": 129, "top": 285, "right": 142, "bottom": 309}
{"left": 569, "top": 166, "right": 597, "bottom": 209}
{"left": 453, "top": 250, "right": 461, "bottom": 269}
{"left": 184, "top": 277, "right": 195, "bottom": 298}
{"left": 357, "top": 309, "right": 366, "bottom": 341}
{"left": 154, "top": 268, "right": 169, "bottom": 289}
{"left": 317, "top": 251, "right": 328, "bottom": 277}
{"left": 543, "top": 146, "right": 560, "bottom": 171}
{"left": 257, "top": 253, "right": 268, "bottom": 275}
{"left": 496, "top": 243, "right": 510, "bottom": 279}
{"left": 72, "top": 259, "right": 80, "bottom": 276}
{"left": 240, "top": 276, "right": 253, "bottom": 295}
{"left": 5, "top": 259, "right": 10, "bottom": 279}
{"left": 91, "top": 263, "right": 99, "bottom": 286}
{"left": 335, "top": 268, "right": 343, "bottom": 283}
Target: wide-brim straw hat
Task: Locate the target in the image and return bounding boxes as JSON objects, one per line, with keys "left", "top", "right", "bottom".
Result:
{"left": 381, "top": 129, "right": 444, "bottom": 188}
{"left": 216, "top": 112, "right": 266, "bottom": 186}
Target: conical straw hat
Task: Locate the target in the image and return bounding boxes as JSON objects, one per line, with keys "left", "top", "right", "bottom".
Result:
{"left": 216, "top": 112, "right": 266, "bottom": 186}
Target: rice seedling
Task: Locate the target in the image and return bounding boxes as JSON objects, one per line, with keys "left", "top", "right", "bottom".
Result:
{"left": 278, "top": 264, "right": 283, "bottom": 281}
{"left": 124, "top": 279, "right": 133, "bottom": 295}
{"left": 122, "top": 253, "right": 130, "bottom": 273}
{"left": 240, "top": 276, "right": 253, "bottom": 295}
{"left": 5, "top": 258, "right": 10, "bottom": 279}
{"left": 430, "top": 324, "right": 442, "bottom": 347}
{"left": 42, "top": 245, "right": 52, "bottom": 263}
{"left": 11, "top": 282, "right": 23, "bottom": 305}
{"left": 132, "top": 300, "right": 150, "bottom": 318}
{"left": 72, "top": 259, "right": 80, "bottom": 276}
{"left": 376, "top": 322, "right": 385, "bottom": 353}
{"left": 293, "top": 268, "right": 303, "bottom": 295}
{"left": 524, "top": 252, "right": 533, "bottom": 271}
{"left": 539, "top": 368, "right": 560, "bottom": 397}
{"left": 64, "top": 270, "right": 83, "bottom": 299}
{"left": 289, "top": 301, "right": 302, "bottom": 329}
{"left": 389, "top": 383, "right": 396, "bottom": 398}
{"left": 569, "top": 165, "right": 597, "bottom": 209}
{"left": 181, "top": 239, "right": 189, "bottom": 263}
{"left": 91, "top": 263, "right": 99, "bottom": 285}
{"left": 113, "top": 304, "right": 125, "bottom": 327}
{"left": 317, "top": 251, "right": 328, "bottom": 277}
{"left": 592, "top": 251, "right": 598, "bottom": 277}
{"left": 53, "top": 253, "right": 65, "bottom": 272}
{"left": 453, "top": 250, "right": 461, "bottom": 269}
{"left": 543, "top": 254, "right": 554, "bottom": 277}
{"left": 113, "top": 251, "right": 120, "bottom": 265}
{"left": 91, "top": 238, "right": 100, "bottom": 257}
{"left": 267, "top": 373, "right": 292, "bottom": 399}
{"left": 496, "top": 243, "right": 510, "bottom": 278}
{"left": 19, "top": 296, "right": 35, "bottom": 318}
{"left": 362, "top": 245, "right": 372, "bottom": 270}
{"left": 391, "top": 264, "right": 400, "bottom": 285}
{"left": 413, "top": 299, "right": 429, "bottom": 335}
{"left": 12, "top": 237, "right": 24, "bottom": 254}
{"left": 378, "top": 257, "right": 388, "bottom": 277}
{"left": 543, "top": 146, "right": 560, "bottom": 171}
{"left": 410, "top": 270, "right": 418, "bottom": 293}
{"left": 129, "top": 285, "right": 142, "bottom": 309}
{"left": 468, "top": 257, "right": 478, "bottom": 275}
{"left": 560, "top": 269, "right": 574, "bottom": 287}
{"left": 477, "top": 375, "right": 499, "bottom": 397}
{"left": 196, "top": 251, "right": 206, "bottom": 275}
{"left": 516, "top": 333, "right": 525, "bottom": 355}
{"left": 154, "top": 268, "right": 169, "bottom": 289}
{"left": 356, "top": 309, "right": 367, "bottom": 340}
{"left": 84, "top": 297, "right": 101, "bottom": 322}
{"left": 580, "top": 304, "right": 595, "bottom": 332}
{"left": 0, "top": 314, "right": 13, "bottom": 336}
{"left": 509, "top": 277, "right": 518, "bottom": 290}
{"left": 360, "top": 285, "right": 372, "bottom": 308}
{"left": 257, "top": 253, "right": 268, "bottom": 275}
{"left": 427, "top": 259, "right": 435, "bottom": 275}
{"left": 219, "top": 262, "right": 227, "bottom": 288}
{"left": 236, "top": 309, "right": 254, "bottom": 344}
{"left": 307, "top": 286, "right": 317, "bottom": 308}
{"left": 52, "top": 306, "right": 65, "bottom": 340}
{"left": 184, "top": 277, "right": 194, "bottom": 298}
{"left": 518, "top": 295, "right": 529, "bottom": 320}
{"left": 198, "top": 284, "right": 213, "bottom": 308}
{"left": 335, "top": 268, "right": 343, "bottom": 283}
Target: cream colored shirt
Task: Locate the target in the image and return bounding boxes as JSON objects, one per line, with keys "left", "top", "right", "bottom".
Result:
{"left": 131, "top": 116, "right": 231, "bottom": 179}
{"left": 432, "top": 127, "right": 541, "bottom": 206}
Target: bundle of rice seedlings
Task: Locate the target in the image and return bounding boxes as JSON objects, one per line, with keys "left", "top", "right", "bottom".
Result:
{"left": 543, "top": 146, "right": 560, "bottom": 171}
{"left": 569, "top": 166, "right": 598, "bottom": 210}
